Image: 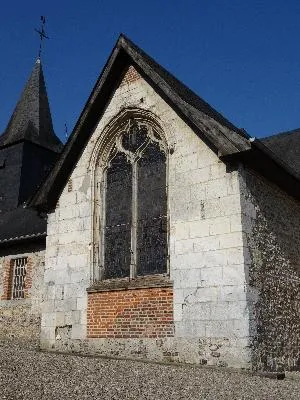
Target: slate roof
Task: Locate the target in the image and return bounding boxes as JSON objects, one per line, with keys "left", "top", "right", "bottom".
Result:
{"left": 0, "top": 207, "right": 46, "bottom": 244}
{"left": 261, "top": 129, "right": 300, "bottom": 177}
{"left": 0, "top": 59, "right": 62, "bottom": 152}
{"left": 30, "top": 35, "right": 300, "bottom": 210}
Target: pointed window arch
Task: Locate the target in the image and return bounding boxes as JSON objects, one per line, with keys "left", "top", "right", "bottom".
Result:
{"left": 96, "top": 114, "right": 168, "bottom": 280}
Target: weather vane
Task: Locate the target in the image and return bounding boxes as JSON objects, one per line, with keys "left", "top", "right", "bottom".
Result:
{"left": 35, "top": 16, "right": 49, "bottom": 58}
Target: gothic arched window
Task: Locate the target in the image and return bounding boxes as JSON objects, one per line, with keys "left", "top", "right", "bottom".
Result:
{"left": 101, "top": 118, "right": 168, "bottom": 280}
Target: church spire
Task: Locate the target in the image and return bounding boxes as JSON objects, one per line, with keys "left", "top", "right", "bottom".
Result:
{"left": 0, "top": 58, "right": 62, "bottom": 152}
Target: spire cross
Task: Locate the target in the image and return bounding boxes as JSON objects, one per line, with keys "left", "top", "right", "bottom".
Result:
{"left": 35, "top": 16, "right": 49, "bottom": 58}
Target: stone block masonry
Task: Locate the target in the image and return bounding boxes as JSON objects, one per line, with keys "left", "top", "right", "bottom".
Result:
{"left": 87, "top": 288, "right": 173, "bottom": 338}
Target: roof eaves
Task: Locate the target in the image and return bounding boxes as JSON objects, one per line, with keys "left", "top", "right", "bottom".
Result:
{"left": 0, "top": 232, "right": 46, "bottom": 247}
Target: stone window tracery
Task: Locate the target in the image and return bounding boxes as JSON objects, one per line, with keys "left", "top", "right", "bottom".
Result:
{"left": 98, "top": 117, "right": 168, "bottom": 280}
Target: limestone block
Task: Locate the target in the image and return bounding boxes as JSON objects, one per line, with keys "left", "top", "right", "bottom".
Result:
{"left": 59, "top": 207, "right": 80, "bottom": 220}
{"left": 210, "top": 163, "right": 227, "bottom": 180}
{"left": 206, "top": 179, "right": 228, "bottom": 199}
{"left": 64, "top": 283, "right": 86, "bottom": 299}
{"left": 201, "top": 249, "right": 228, "bottom": 267}
{"left": 40, "top": 326, "right": 55, "bottom": 340}
{"left": 55, "top": 285, "right": 65, "bottom": 300}
{"left": 47, "top": 223, "right": 59, "bottom": 235}
{"left": 176, "top": 167, "right": 210, "bottom": 187}
{"left": 71, "top": 324, "right": 86, "bottom": 340}
{"left": 217, "top": 285, "right": 247, "bottom": 302}
{"left": 189, "top": 220, "right": 209, "bottom": 238}
{"left": 55, "top": 312, "right": 65, "bottom": 326}
{"left": 227, "top": 301, "right": 249, "bottom": 320}
{"left": 220, "top": 195, "right": 241, "bottom": 216}
{"left": 222, "top": 265, "right": 246, "bottom": 286}
{"left": 173, "top": 222, "right": 190, "bottom": 240}
{"left": 233, "top": 319, "right": 250, "bottom": 338}
{"left": 183, "top": 302, "right": 211, "bottom": 320}
{"left": 175, "top": 239, "right": 194, "bottom": 255}
{"left": 70, "top": 270, "right": 90, "bottom": 284}
{"left": 205, "top": 320, "right": 235, "bottom": 338}
{"left": 171, "top": 185, "right": 191, "bottom": 204}
{"left": 174, "top": 320, "right": 206, "bottom": 338}
{"left": 80, "top": 311, "right": 87, "bottom": 325}
{"left": 197, "top": 150, "right": 218, "bottom": 168}
{"left": 193, "top": 236, "right": 220, "bottom": 252}
{"left": 209, "top": 217, "right": 231, "bottom": 235}
{"left": 183, "top": 286, "right": 218, "bottom": 303}
{"left": 204, "top": 198, "right": 221, "bottom": 219}
{"left": 230, "top": 214, "right": 242, "bottom": 232}
{"left": 77, "top": 296, "right": 87, "bottom": 311}
{"left": 173, "top": 303, "right": 183, "bottom": 322}
{"left": 55, "top": 298, "right": 77, "bottom": 312}
{"left": 227, "top": 174, "right": 240, "bottom": 195}
{"left": 190, "top": 183, "right": 206, "bottom": 202}
{"left": 200, "top": 267, "right": 223, "bottom": 287}
{"left": 45, "top": 246, "right": 58, "bottom": 259}
{"left": 175, "top": 153, "right": 198, "bottom": 174}
{"left": 210, "top": 303, "right": 230, "bottom": 320}
{"left": 219, "top": 232, "right": 244, "bottom": 249}
{"left": 226, "top": 247, "right": 245, "bottom": 265}
{"left": 172, "top": 252, "right": 202, "bottom": 270}
{"left": 59, "top": 192, "right": 77, "bottom": 207}
{"left": 171, "top": 268, "right": 201, "bottom": 288}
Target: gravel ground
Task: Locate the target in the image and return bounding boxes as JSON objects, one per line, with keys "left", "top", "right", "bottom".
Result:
{"left": 0, "top": 341, "right": 299, "bottom": 400}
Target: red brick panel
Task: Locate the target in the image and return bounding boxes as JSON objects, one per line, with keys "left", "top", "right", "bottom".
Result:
{"left": 24, "top": 257, "right": 33, "bottom": 299}
{"left": 119, "top": 66, "right": 141, "bottom": 87}
{"left": 87, "top": 287, "right": 174, "bottom": 338}
{"left": 1, "top": 259, "right": 13, "bottom": 300}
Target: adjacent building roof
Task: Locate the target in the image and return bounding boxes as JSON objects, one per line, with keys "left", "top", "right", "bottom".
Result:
{"left": 0, "top": 59, "right": 62, "bottom": 153}
{"left": 0, "top": 207, "right": 46, "bottom": 245}
{"left": 261, "top": 128, "right": 300, "bottom": 177}
{"left": 30, "top": 35, "right": 300, "bottom": 210}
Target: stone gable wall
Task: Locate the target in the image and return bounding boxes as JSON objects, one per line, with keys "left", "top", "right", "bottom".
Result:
{"left": 43, "top": 66, "right": 250, "bottom": 368}
{"left": 240, "top": 167, "right": 300, "bottom": 371}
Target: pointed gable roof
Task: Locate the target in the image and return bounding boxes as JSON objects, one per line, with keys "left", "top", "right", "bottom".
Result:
{"left": 0, "top": 59, "right": 62, "bottom": 153}
{"left": 30, "top": 35, "right": 300, "bottom": 210}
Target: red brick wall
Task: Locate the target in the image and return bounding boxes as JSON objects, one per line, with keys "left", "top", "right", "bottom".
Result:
{"left": 1, "top": 257, "right": 32, "bottom": 300}
{"left": 1, "top": 259, "right": 13, "bottom": 300}
{"left": 87, "top": 287, "right": 174, "bottom": 338}
{"left": 119, "top": 66, "right": 141, "bottom": 87}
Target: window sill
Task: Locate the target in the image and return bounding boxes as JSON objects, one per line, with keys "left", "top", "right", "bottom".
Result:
{"left": 87, "top": 274, "right": 173, "bottom": 293}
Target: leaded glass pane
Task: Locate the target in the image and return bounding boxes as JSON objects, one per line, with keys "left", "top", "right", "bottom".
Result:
{"left": 104, "top": 152, "right": 132, "bottom": 279}
{"left": 136, "top": 142, "right": 167, "bottom": 275}
{"left": 122, "top": 123, "right": 148, "bottom": 153}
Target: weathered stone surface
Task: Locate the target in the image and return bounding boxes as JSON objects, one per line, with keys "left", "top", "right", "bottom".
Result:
{"left": 240, "top": 167, "right": 300, "bottom": 371}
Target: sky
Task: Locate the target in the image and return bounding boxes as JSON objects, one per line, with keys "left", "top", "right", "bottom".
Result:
{"left": 1, "top": 0, "right": 300, "bottom": 143}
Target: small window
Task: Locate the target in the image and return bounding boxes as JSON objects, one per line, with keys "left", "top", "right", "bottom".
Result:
{"left": 11, "top": 257, "right": 27, "bottom": 299}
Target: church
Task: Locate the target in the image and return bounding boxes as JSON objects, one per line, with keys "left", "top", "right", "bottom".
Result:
{"left": 1, "top": 35, "right": 299, "bottom": 372}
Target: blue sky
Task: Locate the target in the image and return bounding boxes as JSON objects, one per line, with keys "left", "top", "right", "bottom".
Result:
{"left": 1, "top": 0, "right": 300, "bottom": 142}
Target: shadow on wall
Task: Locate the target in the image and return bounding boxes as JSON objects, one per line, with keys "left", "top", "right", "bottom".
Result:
{"left": 243, "top": 169, "right": 300, "bottom": 372}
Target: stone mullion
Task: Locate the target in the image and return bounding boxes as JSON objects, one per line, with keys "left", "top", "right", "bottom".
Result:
{"left": 130, "top": 161, "right": 138, "bottom": 278}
